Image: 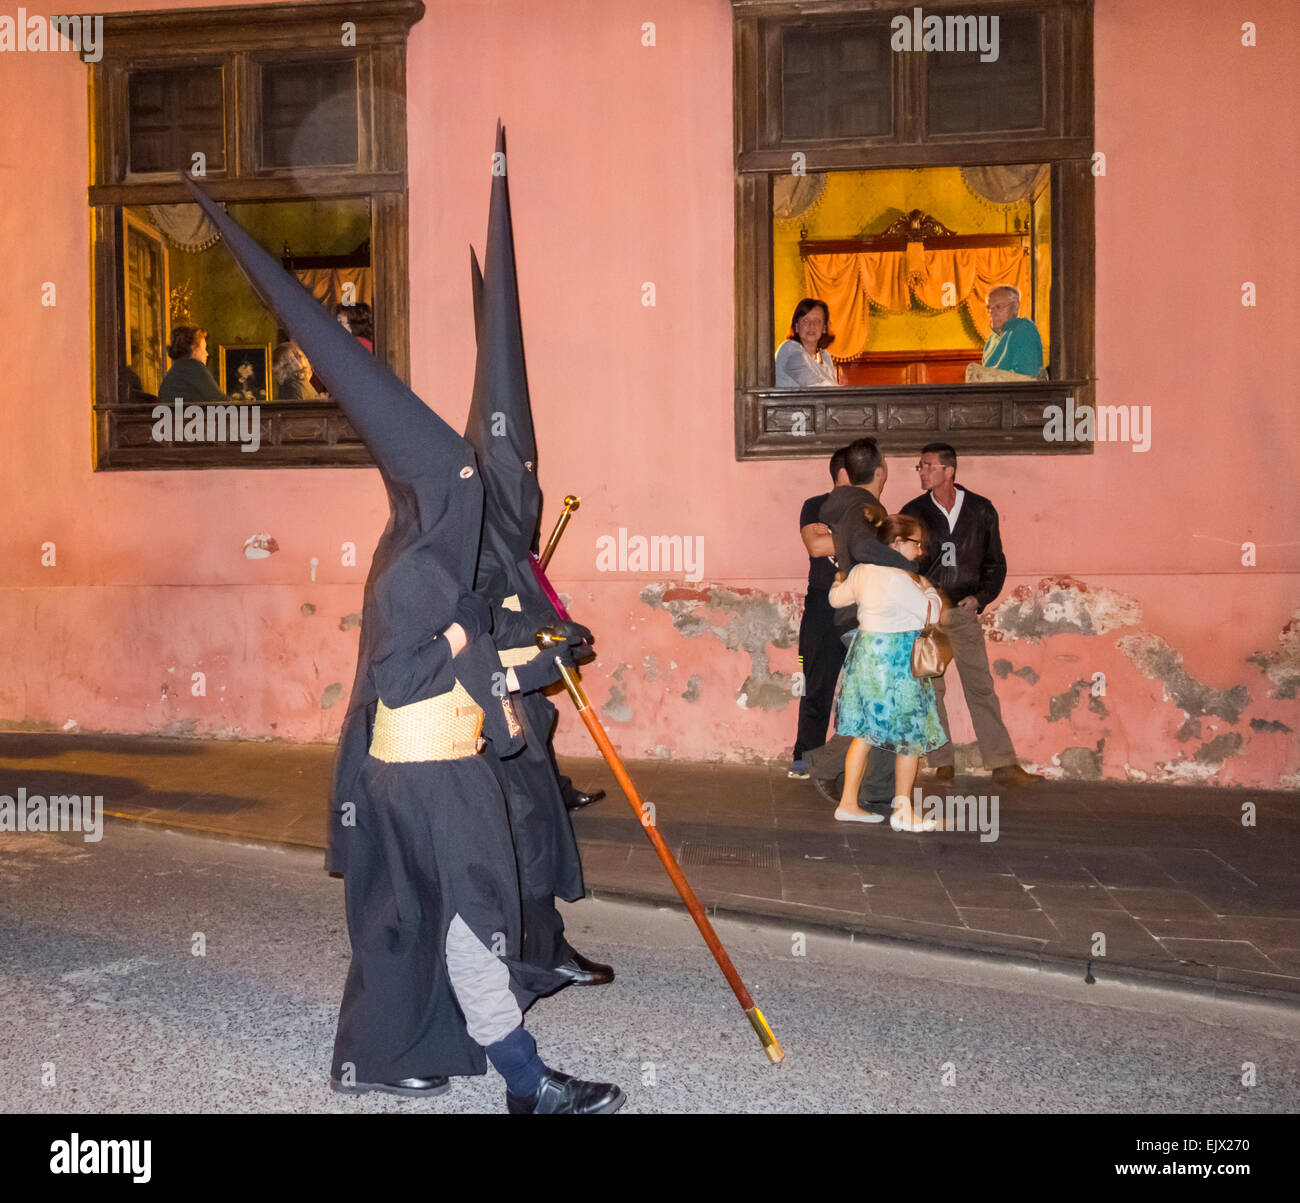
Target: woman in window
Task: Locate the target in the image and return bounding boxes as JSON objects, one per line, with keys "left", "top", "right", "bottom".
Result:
{"left": 828, "top": 513, "right": 948, "bottom": 832}
{"left": 272, "top": 340, "right": 319, "bottom": 400}
{"left": 775, "top": 297, "right": 840, "bottom": 388}
{"left": 334, "top": 301, "right": 374, "bottom": 353}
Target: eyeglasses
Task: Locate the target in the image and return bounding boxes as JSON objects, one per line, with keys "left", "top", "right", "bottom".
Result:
{"left": 914, "top": 463, "right": 949, "bottom": 472}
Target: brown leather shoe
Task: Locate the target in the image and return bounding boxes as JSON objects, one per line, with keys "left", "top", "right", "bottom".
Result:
{"left": 992, "top": 764, "right": 1044, "bottom": 786}
{"left": 932, "top": 765, "right": 955, "bottom": 782}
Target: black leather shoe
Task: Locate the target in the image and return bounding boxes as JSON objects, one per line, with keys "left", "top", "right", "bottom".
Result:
{"left": 330, "top": 1075, "right": 451, "bottom": 1098}
{"left": 554, "top": 952, "right": 615, "bottom": 986}
{"left": 564, "top": 788, "right": 606, "bottom": 812}
{"left": 507, "top": 1070, "right": 625, "bottom": 1115}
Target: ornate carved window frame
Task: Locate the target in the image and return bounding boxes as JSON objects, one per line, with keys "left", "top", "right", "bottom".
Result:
{"left": 89, "top": 0, "right": 425, "bottom": 470}
{"left": 731, "top": 0, "right": 1096, "bottom": 460}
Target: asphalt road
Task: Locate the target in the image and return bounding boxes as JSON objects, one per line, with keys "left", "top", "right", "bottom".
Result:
{"left": 2, "top": 823, "right": 1297, "bottom": 1115}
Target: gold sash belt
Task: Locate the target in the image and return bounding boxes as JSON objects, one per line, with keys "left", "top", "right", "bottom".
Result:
{"left": 369, "top": 680, "right": 485, "bottom": 763}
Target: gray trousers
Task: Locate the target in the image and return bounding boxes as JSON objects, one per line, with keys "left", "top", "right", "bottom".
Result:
{"left": 445, "top": 913, "right": 522, "bottom": 1047}
{"left": 802, "top": 735, "right": 897, "bottom": 803}
{"left": 928, "top": 605, "right": 1018, "bottom": 770}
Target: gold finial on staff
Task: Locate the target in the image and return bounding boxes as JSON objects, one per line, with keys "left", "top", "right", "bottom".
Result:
{"left": 539, "top": 495, "right": 580, "bottom": 569}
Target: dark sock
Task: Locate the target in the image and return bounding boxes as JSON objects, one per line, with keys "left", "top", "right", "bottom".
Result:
{"left": 486, "top": 1026, "right": 547, "bottom": 1097}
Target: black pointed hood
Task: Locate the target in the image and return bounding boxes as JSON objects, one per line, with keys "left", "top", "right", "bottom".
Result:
{"left": 463, "top": 123, "right": 544, "bottom": 604}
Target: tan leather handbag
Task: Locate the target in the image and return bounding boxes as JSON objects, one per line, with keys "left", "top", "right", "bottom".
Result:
{"left": 909, "top": 577, "right": 953, "bottom": 678}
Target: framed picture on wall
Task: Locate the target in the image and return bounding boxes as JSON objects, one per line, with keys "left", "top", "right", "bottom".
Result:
{"left": 219, "top": 344, "right": 270, "bottom": 402}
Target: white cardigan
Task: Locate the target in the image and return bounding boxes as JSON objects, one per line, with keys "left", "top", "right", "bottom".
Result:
{"left": 828, "top": 564, "right": 940, "bottom": 633}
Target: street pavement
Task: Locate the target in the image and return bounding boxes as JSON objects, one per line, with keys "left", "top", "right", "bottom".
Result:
{"left": 0, "top": 732, "right": 1297, "bottom": 1003}
{"left": 2, "top": 824, "right": 1298, "bottom": 1115}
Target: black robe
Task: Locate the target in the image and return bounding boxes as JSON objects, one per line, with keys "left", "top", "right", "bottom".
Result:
{"left": 184, "top": 177, "right": 567, "bottom": 1080}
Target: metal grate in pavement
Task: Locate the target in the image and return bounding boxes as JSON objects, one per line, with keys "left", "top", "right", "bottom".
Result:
{"left": 678, "top": 841, "right": 779, "bottom": 870}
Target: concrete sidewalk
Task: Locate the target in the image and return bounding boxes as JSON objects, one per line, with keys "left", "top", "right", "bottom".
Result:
{"left": 2, "top": 731, "right": 1297, "bottom": 1003}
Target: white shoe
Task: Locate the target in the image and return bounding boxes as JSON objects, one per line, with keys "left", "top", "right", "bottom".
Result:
{"left": 835, "top": 808, "right": 885, "bottom": 824}
{"left": 890, "top": 811, "right": 938, "bottom": 832}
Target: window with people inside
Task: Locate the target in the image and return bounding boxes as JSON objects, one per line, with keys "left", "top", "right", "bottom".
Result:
{"left": 122, "top": 198, "right": 377, "bottom": 408}
{"left": 772, "top": 164, "right": 1050, "bottom": 391}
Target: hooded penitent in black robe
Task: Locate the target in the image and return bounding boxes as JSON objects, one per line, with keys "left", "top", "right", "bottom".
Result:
{"left": 183, "top": 177, "right": 568, "bottom": 1081}
{"left": 464, "top": 125, "right": 586, "bottom": 968}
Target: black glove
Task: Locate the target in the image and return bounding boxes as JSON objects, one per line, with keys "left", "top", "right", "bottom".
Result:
{"left": 555, "top": 620, "right": 595, "bottom": 647}
{"left": 453, "top": 591, "right": 492, "bottom": 642}
{"left": 512, "top": 644, "right": 575, "bottom": 693}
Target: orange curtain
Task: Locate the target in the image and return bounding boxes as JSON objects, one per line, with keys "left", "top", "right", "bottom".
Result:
{"left": 294, "top": 267, "right": 374, "bottom": 312}
{"left": 803, "top": 245, "right": 1031, "bottom": 360}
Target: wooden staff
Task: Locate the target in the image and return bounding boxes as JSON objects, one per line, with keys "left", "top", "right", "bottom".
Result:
{"left": 536, "top": 628, "right": 784, "bottom": 1064}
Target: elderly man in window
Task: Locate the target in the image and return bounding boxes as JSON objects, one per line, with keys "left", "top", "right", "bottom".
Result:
{"left": 965, "top": 286, "right": 1044, "bottom": 383}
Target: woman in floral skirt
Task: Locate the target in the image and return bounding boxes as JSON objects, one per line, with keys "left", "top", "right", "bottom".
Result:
{"left": 828, "top": 514, "right": 949, "bottom": 832}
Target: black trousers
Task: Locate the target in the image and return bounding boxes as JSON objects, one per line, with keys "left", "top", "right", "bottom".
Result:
{"left": 794, "top": 588, "right": 848, "bottom": 760}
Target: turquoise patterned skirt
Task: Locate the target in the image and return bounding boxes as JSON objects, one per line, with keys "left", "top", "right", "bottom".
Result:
{"left": 833, "top": 629, "right": 948, "bottom": 755}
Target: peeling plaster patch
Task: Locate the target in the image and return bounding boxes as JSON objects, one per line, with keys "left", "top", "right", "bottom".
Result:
{"left": 1048, "top": 683, "right": 1084, "bottom": 722}
{"left": 1015, "top": 666, "right": 1040, "bottom": 684}
{"left": 157, "top": 718, "right": 198, "bottom": 738}
{"left": 648, "top": 744, "right": 673, "bottom": 760}
{"left": 643, "top": 654, "right": 659, "bottom": 682}
{"left": 738, "top": 673, "right": 796, "bottom": 711}
{"left": 641, "top": 582, "right": 800, "bottom": 711}
{"left": 320, "top": 683, "right": 344, "bottom": 710}
{"left": 339, "top": 613, "right": 361, "bottom": 631}
{"left": 243, "top": 533, "right": 279, "bottom": 559}
{"left": 1176, "top": 717, "right": 1203, "bottom": 742}
{"left": 611, "top": 662, "right": 630, "bottom": 682}
{"left": 1145, "top": 758, "right": 1225, "bottom": 785}
{"left": 1246, "top": 608, "right": 1300, "bottom": 699}
{"left": 682, "top": 675, "right": 702, "bottom": 703}
{"left": 300, "top": 603, "right": 316, "bottom": 616}
{"left": 993, "top": 658, "right": 1013, "bottom": 678}
{"left": 61, "top": 719, "right": 79, "bottom": 732}
{"left": 1059, "top": 742, "right": 1103, "bottom": 780}
{"left": 987, "top": 576, "right": 1142, "bottom": 645}
{"left": 1249, "top": 717, "right": 1293, "bottom": 734}
{"left": 0, "top": 718, "right": 59, "bottom": 732}
{"left": 1118, "top": 633, "right": 1249, "bottom": 723}
{"left": 1194, "top": 732, "right": 1243, "bottom": 763}
{"left": 602, "top": 684, "right": 633, "bottom": 724}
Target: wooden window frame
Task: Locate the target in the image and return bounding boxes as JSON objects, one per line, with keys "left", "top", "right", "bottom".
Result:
{"left": 732, "top": 0, "right": 1096, "bottom": 460}
{"left": 89, "top": 0, "right": 425, "bottom": 471}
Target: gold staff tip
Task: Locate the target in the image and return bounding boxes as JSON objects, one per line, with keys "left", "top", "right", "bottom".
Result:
{"left": 563, "top": 494, "right": 580, "bottom": 511}
{"left": 746, "top": 1007, "right": 785, "bottom": 1064}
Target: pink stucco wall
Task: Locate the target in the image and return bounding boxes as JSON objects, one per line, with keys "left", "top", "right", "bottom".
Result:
{"left": 1, "top": 0, "right": 1296, "bottom": 787}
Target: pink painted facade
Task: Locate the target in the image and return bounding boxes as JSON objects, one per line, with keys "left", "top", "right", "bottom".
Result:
{"left": 0, "top": 0, "right": 1296, "bottom": 787}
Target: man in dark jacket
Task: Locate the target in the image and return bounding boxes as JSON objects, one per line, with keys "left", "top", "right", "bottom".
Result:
{"left": 901, "top": 442, "right": 1042, "bottom": 786}
{"left": 789, "top": 444, "right": 849, "bottom": 778}
{"left": 803, "top": 437, "right": 915, "bottom": 811}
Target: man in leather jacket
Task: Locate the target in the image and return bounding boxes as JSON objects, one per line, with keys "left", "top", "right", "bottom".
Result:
{"left": 901, "top": 443, "right": 1042, "bottom": 787}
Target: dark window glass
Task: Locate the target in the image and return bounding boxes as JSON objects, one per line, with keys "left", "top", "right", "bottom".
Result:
{"left": 128, "top": 67, "right": 225, "bottom": 174}
{"left": 261, "top": 59, "right": 359, "bottom": 168}
{"left": 927, "top": 14, "right": 1044, "bottom": 135}
{"left": 781, "top": 23, "right": 894, "bottom": 141}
